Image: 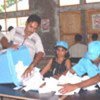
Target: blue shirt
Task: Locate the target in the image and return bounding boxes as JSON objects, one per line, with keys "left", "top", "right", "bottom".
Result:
{"left": 72, "top": 57, "right": 100, "bottom": 78}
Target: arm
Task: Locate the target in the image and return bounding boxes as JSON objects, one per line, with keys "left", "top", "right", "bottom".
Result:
{"left": 59, "top": 74, "right": 100, "bottom": 94}
{"left": 22, "top": 52, "right": 44, "bottom": 78}
{"left": 62, "top": 59, "right": 72, "bottom": 75}
{"left": 76, "top": 74, "right": 100, "bottom": 88}
{"left": 40, "top": 58, "right": 53, "bottom": 76}
{"left": 65, "top": 59, "right": 71, "bottom": 70}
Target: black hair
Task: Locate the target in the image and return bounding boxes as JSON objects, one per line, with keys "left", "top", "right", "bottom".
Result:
{"left": 55, "top": 46, "right": 67, "bottom": 51}
{"left": 8, "top": 26, "right": 14, "bottom": 31}
{"left": 92, "top": 33, "right": 98, "bottom": 41}
{"left": 54, "top": 46, "right": 70, "bottom": 58}
{"left": 75, "top": 34, "right": 82, "bottom": 42}
{"left": 26, "top": 14, "right": 41, "bottom": 25}
{"left": 0, "top": 25, "right": 2, "bottom": 31}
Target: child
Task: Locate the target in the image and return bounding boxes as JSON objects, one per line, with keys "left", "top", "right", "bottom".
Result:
{"left": 40, "top": 41, "right": 71, "bottom": 79}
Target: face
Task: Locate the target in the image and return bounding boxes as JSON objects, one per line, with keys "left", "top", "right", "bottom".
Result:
{"left": 56, "top": 47, "right": 67, "bottom": 57}
{"left": 25, "top": 21, "right": 39, "bottom": 35}
{"left": 92, "top": 56, "right": 100, "bottom": 64}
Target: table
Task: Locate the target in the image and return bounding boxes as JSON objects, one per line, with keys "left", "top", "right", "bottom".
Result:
{"left": 0, "top": 84, "right": 39, "bottom": 100}
{"left": 0, "top": 84, "right": 100, "bottom": 100}
{"left": 59, "top": 89, "right": 100, "bottom": 100}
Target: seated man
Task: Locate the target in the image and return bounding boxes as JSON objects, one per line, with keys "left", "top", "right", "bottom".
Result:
{"left": 59, "top": 41, "right": 100, "bottom": 94}
{"left": 69, "top": 34, "right": 87, "bottom": 58}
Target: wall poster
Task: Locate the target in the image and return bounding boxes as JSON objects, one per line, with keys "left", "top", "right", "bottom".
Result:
{"left": 41, "top": 18, "right": 50, "bottom": 32}
{"left": 92, "top": 14, "right": 100, "bottom": 29}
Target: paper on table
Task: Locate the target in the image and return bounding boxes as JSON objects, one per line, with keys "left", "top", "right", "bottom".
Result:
{"left": 23, "top": 72, "right": 44, "bottom": 91}
{"left": 39, "top": 72, "right": 81, "bottom": 95}
{"left": 15, "top": 61, "right": 27, "bottom": 82}
{"left": 97, "top": 82, "right": 100, "bottom": 87}
{"left": 56, "top": 71, "right": 81, "bottom": 95}
{"left": 58, "top": 71, "right": 82, "bottom": 84}
{"left": 15, "top": 61, "right": 44, "bottom": 91}
{"left": 39, "top": 77, "right": 58, "bottom": 93}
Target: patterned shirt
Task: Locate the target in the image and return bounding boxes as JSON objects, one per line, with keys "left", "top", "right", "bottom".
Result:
{"left": 7, "top": 27, "right": 44, "bottom": 58}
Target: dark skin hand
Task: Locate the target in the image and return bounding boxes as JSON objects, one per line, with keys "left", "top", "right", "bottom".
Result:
{"left": 22, "top": 52, "right": 44, "bottom": 78}
{"left": 59, "top": 74, "right": 100, "bottom": 94}
{"left": 58, "top": 83, "right": 78, "bottom": 94}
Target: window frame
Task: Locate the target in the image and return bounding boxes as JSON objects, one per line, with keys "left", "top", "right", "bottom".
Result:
{"left": 0, "top": 0, "right": 29, "bottom": 34}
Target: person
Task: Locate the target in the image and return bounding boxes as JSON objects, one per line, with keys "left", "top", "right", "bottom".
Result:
{"left": 69, "top": 34, "right": 87, "bottom": 58}
{"left": 8, "top": 26, "right": 14, "bottom": 32}
{"left": 40, "top": 41, "right": 71, "bottom": 79}
{"left": 0, "top": 25, "right": 8, "bottom": 50}
{"left": 88, "top": 33, "right": 99, "bottom": 43}
{"left": 6, "top": 26, "right": 14, "bottom": 45}
{"left": 5, "top": 14, "right": 45, "bottom": 78}
{"left": 59, "top": 41, "right": 100, "bottom": 94}
{"left": 91, "top": 33, "right": 98, "bottom": 41}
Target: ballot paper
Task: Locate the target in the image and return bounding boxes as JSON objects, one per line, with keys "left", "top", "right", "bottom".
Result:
{"left": 39, "top": 77, "right": 58, "bottom": 93}
{"left": 58, "top": 71, "right": 82, "bottom": 84}
{"left": 23, "top": 71, "right": 44, "bottom": 91}
{"left": 15, "top": 62, "right": 99, "bottom": 95}
{"left": 55, "top": 71, "right": 81, "bottom": 95}
{"left": 15, "top": 61, "right": 26, "bottom": 82}
{"left": 15, "top": 61, "right": 44, "bottom": 91}
{"left": 39, "top": 71, "right": 81, "bottom": 95}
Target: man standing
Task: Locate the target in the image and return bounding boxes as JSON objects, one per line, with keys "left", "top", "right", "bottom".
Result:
{"left": 6, "top": 14, "right": 45, "bottom": 78}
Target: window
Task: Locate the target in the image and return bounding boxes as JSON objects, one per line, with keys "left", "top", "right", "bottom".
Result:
{"left": 59, "top": 0, "right": 80, "bottom": 6}
{"left": 18, "top": 17, "right": 28, "bottom": 27}
{"left": 0, "top": 0, "right": 29, "bottom": 13}
{"left": 86, "top": 0, "right": 100, "bottom": 3}
{"left": 0, "top": 0, "right": 4, "bottom": 12}
{"left": 0, "top": 0, "right": 29, "bottom": 34}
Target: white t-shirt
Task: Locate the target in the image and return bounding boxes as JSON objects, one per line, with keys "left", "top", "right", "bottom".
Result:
{"left": 7, "top": 27, "right": 45, "bottom": 58}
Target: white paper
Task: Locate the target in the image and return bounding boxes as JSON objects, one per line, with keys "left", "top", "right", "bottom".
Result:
{"left": 39, "top": 77, "right": 58, "bottom": 93}
{"left": 15, "top": 61, "right": 44, "bottom": 91}
{"left": 15, "top": 64, "right": 99, "bottom": 94}
{"left": 39, "top": 72, "right": 81, "bottom": 95}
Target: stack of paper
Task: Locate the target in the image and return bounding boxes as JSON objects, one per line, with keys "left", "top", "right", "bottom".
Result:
{"left": 15, "top": 63, "right": 99, "bottom": 95}
{"left": 39, "top": 71, "right": 81, "bottom": 95}
{"left": 15, "top": 61, "right": 44, "bottom": 91}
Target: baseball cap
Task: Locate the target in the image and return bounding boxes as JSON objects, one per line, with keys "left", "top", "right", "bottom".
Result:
{"left": 55, "top": 41, "right": 68, "bottom": 49}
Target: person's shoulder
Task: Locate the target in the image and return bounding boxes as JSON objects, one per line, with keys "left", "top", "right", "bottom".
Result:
{"left": 80, "top": 43, "right": 87, "bottom": 46}
{"left": 14, "top": 27, "right": 25, "bottom": 34}
{"left": 32, "top": 32, "right": 41, "bottom": 40}
{"left": 79, "top": 56, "right": 92, "bottom": 65}
{"left": 33, "top": 32, "right": 39, "bottom": 36}
{"left": 69, "top": 43, "right": 78, "bottom": 50}
{"left": 74, "top": 43, "right": 87, "bottom": 48}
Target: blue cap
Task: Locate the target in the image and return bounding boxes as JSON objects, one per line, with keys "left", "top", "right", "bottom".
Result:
{"left": 55, "top": 41, "right": 68, "bottom": 49}
{"left": 86, "top": 41, "right": 100, "bottom": 60}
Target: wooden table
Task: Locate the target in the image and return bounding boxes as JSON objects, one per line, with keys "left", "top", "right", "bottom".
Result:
{"left": 0, "top": 84, "right": 39, "bottom": 100}
{"left": 0, "top": 84, "right": 100, "bottom": 100}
